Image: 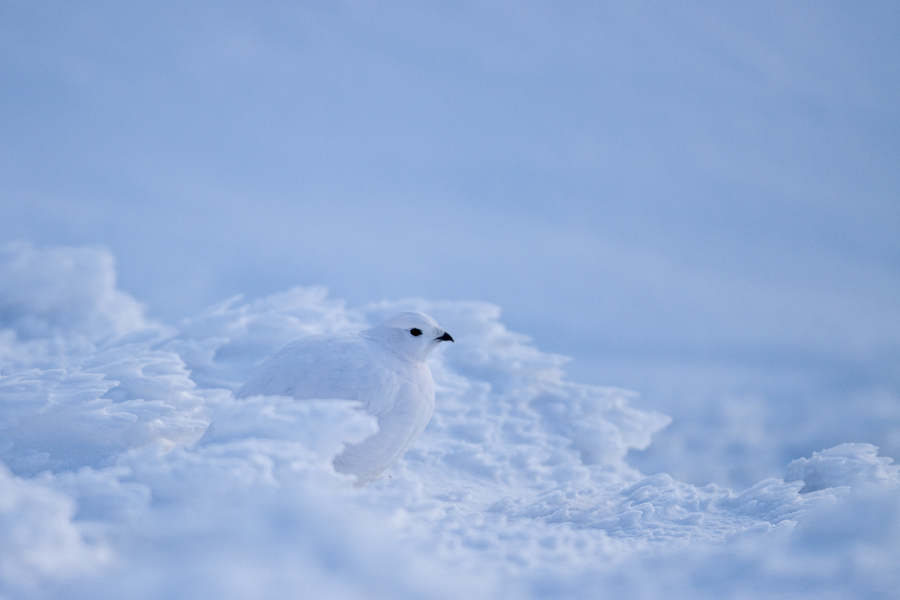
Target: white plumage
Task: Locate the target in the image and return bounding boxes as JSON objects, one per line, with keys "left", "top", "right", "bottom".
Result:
{"left": 235, "top": 311, "right": 453, "bottom": 486}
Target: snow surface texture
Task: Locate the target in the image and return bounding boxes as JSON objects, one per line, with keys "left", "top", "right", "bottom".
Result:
{"left": 1, "top": 243, "right": 898, "bottom": 599}
{"left": 236, "top": 311, "right": 453, "bottom": 486}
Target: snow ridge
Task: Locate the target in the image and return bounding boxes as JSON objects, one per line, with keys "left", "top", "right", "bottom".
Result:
{"left": 1, "top": 244, "right": 897, "bottom": 599}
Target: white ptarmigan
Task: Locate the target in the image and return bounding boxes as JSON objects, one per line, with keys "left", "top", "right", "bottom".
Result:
{"left": 235, "top": 311, "right": 453, "bottom": 487}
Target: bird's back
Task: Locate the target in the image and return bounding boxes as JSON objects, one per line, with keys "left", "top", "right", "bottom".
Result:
{"left": 235, "top": 332, "right": 410, "bottom": 414}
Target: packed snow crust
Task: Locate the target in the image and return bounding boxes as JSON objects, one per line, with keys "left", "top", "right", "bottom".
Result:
{"left": 1, "top": 243, "right": 898, "bottom": 599}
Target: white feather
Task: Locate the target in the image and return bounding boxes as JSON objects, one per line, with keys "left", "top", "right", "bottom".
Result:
{"left": 236, "top": 311, "right": 453, "bottom": 486}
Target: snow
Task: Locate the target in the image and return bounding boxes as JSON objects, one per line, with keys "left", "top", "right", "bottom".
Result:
{"left": 3, "top": 1, "right": 899, "bottom": 497}
{"left": 1, "top": 243, "right": 898, "bottom": 599}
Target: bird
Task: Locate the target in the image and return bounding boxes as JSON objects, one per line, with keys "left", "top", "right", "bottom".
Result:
{"left": 235, "top": 311, "right": 454, "bottom": 487}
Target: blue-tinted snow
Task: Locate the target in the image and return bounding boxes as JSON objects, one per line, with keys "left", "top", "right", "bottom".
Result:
{"left": 2, "top": 3, "right": 899, "bottom": 596}
{"left": 1, "top": 243, "right": 897, "bottom": 599}
{"left": 2, "top": 2, "right": 898, "bottom": 493}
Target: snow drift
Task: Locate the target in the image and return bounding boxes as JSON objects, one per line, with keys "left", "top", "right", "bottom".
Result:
{"left": 1, "top": 242, "right": 898, "bottom": 599}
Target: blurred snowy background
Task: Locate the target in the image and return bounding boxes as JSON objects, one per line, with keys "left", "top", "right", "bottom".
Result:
{"left": 1, "top": 1, "right": 899, "bottom": 598}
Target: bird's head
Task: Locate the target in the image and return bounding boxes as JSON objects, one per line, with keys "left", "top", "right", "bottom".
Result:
{"left": 364, "top": 311, "right": 454, "bottom": 362}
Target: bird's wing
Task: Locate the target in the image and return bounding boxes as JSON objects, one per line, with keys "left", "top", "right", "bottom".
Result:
{"left": 237, "top": 334, "right": 354, "bottom": 399}
{"left": 235, "top": 333, "right": 399, "bottom": 407}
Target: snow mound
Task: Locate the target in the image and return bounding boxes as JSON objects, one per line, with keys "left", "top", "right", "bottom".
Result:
{"left": 0, "top": 244, "right": 898, "bottom": 599}
{"left": 0, "top": 242, "right": 149, "bottom": 369}
{"left": 785, "top": 442, "right": 900, "bottom": 493}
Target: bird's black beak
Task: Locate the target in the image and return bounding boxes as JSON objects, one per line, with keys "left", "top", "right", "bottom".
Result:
{"left": 437, "top": 332, "right": 454, "bottom": 342}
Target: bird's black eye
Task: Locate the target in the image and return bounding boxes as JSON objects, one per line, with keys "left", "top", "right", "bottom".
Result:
{"left": 409, "top": 328, "right": 422, "bottom": 337}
